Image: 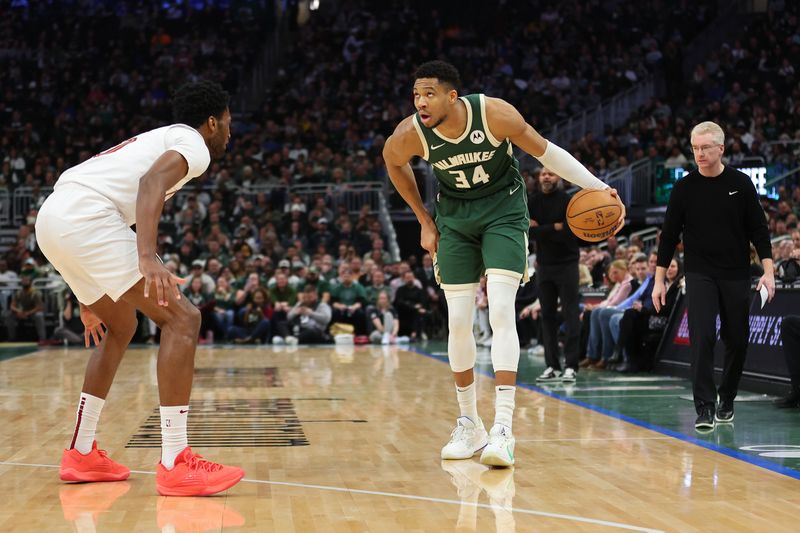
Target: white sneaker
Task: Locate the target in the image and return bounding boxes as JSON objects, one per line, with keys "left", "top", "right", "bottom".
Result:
{"left": 441, "top": 416, "right": 489, "bottom": 460}
{"left": 285, "top": 335, "right": 299, "bottom": 345}
{"left": 535, "top": 367, "right": 561, "bottom": 382}
{"left": 272, "top": 336, "right": 285, "bottom": 345}
{"left": 561, "top": 368, "right": 577, "bottom": 383}
{"left": 480, "top": 424, "right": 515, "bottom": 467}
{"left": 531, "top": 345, "right": 545, "bottom": 356}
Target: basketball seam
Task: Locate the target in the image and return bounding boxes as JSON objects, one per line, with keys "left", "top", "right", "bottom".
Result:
{"left": 567, "top": 204, "right": 621, "bottom": 219}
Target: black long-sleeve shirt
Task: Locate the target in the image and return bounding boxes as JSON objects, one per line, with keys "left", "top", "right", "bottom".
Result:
{"left": 528, "top": 189, "right": 579, "bottom": 266}
{"left": 657, "top": 166, "right": 771, "bottom": 280}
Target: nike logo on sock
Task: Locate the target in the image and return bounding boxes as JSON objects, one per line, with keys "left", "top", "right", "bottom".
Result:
{"left": 498, "top": 387, "right": 514, "bottom": 391}
{"left": 179, "top": 409, "right": 189, "bottom": 414}
{"left": 729, "top": 190, "right": 739, "bottom": 195}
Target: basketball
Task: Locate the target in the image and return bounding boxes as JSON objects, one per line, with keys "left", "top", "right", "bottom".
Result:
{"left": 566, "top": 188, "right": 623, "bottom": 242}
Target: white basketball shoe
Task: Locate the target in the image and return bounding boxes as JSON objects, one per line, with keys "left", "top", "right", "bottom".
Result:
{"left": 480, "top": 424, "right": 515, "bottom": 467}
{"left": 441, "top": 416, "right": 489, "bottom": 460}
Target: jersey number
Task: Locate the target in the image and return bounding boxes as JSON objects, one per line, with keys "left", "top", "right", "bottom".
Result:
{"left": 449, "top": 165, "right": 491, "bottom": 189}
{"left": 93, "top": 137, "right": 138, "bottom": 158}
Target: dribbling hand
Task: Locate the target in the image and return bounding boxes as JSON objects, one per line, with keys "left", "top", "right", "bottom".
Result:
{"left": 607, "top": 187, "right": 626, "bottom": 234}
{"left": 140, "top": 256, "right": 185, "bottom": 306}
{"left": 80, "top": 307, "right": 106, "bottom": 348}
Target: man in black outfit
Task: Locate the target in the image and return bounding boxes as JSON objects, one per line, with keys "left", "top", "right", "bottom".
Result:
{"left": 654, "top": 121, "right": 775, "bottom": 431}
{"left": 530, "top": 168, "right": 581, "bottom": 383}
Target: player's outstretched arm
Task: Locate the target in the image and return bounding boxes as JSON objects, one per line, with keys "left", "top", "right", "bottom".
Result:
{"left": 485, "top": 97, "right": 625, "bottom": 231}
{"left": 136, "top": 150, "right": 189, "bottom": 306}
{"left": 383, "top": 120, "right": 439, "bottom": 255}
{"left": 485, "top": 97, "right": 607, "bottom": 190}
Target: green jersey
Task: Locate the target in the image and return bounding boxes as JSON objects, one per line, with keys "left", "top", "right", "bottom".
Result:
{"left": 413, "top": 93, "right": 521, "bottom": 199}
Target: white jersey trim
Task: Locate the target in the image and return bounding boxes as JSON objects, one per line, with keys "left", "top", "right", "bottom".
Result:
{"left": 411, "top": 115, "right": 430, "bottom": 161}
{"left": 433, "top": 96, "right": 472, "bottom": 144}
{"left": 479, "top": 94, "right": 503, "bottom": 147}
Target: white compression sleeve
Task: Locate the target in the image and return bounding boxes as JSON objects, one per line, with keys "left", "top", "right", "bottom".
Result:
{"left": 535, "top": 141, "right": 608, "bottom": 190}
{"left": 487, "top": 272, "right": 522, "bottom": 373}
{"left": 444, "top": 284, "right": 478, "bottom": 373}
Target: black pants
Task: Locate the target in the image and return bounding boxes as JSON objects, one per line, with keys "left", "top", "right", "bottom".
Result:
{"left": 537, "top": 262, "right": 581, "bottom": 371}
{"left": 685, "top": 273, "right": 751, "bottom": 412}
{"left": 781, "top": 316, "right": 800, "bottom": 388}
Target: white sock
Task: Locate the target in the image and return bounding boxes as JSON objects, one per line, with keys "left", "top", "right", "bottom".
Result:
{"left": 456, "top": 381, "right": 479, "bottom": 424}
{"left": 70, "top": 393, "right": 105, "bottom": 454}
{"left": 160, "top": 405, "right": 189, "bottom": 469}
{"left": 494, "top": 386, "right": 516, "bottom": 429}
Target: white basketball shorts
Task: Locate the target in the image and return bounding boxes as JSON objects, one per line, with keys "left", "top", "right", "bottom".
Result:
{"left": 35, "top": 183, "right": 143, "bottom": 305}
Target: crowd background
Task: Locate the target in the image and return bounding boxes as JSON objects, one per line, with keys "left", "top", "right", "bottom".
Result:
{"left": 1, "top": 1, "right": 799, "bottom": 361}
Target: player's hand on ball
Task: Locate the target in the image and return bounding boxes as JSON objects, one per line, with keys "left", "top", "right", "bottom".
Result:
{"left": 140, "top": 256, "right": 185, "bottom": 306}
{"left": 80, "top": 307, "right": 106, "bottom": 348}
{"left": 421, "top": 219, "right": 439, "bottom": 255}
{"left": 607, "top": 187, "right": 626, "bottom": 234}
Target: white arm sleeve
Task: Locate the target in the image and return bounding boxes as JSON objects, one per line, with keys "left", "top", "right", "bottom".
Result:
{"left": 535, "top": 141, "right": 608, "bottom": 190}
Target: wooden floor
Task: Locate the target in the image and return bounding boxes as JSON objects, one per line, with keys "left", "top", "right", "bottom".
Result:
{"left": 0, "top": 344, "right": 798, "bottom": 532}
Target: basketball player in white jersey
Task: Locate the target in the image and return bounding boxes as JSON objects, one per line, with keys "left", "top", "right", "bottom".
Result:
{"left": 35, "top": 80, "right": 244, "bottom": 496}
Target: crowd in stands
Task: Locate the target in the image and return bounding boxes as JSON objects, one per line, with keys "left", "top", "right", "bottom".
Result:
{"left": 569, "top": 1, "right": 800, "bottom": 178}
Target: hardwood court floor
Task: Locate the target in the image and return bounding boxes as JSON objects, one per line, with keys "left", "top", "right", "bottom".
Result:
{"left": 0, "top": 343, "right": 799, "bottom": 532}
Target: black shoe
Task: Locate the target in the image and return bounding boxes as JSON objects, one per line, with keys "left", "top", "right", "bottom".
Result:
{"left": 695, "top": 406, "right": 715, "bottom": 431}
{"left": 608, "top": 351, "right": 622, "bottom": 365}
{"left": 715, "top": 400, "right": 734, "bottom": 423}
{"left": 774, "top": 389, "right": 800, "bottom": 408}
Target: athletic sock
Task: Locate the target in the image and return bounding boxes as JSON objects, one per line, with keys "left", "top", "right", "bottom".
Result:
{"left": 455, "top": 381, "right": 479, "bottom": 424}
{"left": 70, "top": 393, "right": 105, "bottom": 454}
{"left": 160, "top": 405, "right": 189, "bottom": 469}
{"left": 494, "top": 386, "right": 516, "bottom": 429}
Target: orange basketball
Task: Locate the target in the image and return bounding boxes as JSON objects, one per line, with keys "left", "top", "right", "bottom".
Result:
{"left": 566, "top": 189, "right": 623, "bottom": 242}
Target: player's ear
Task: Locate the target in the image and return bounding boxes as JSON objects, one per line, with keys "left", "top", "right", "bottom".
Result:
{"left": 207, "top": 115, "right": 217, "bottom": 132}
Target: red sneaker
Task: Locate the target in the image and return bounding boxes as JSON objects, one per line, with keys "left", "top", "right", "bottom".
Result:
{"left": 60, "top": 441, "right": 131, "bottom": 482}
{"left": 156, "top": 447, "right": 245, "bottom": 496}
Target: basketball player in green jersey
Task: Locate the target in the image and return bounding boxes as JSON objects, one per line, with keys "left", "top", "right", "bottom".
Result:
{"left": 384, "top": 60, "right": 624, "bottom": 466}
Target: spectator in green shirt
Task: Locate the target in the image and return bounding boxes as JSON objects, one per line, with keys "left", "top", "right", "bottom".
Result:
{"left": 330, "top": 267, "right": 367, "bottom": 335}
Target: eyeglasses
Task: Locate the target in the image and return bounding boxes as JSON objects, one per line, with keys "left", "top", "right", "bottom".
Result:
{"left": 690, "top": 144, "right": 722, "bottom": 154}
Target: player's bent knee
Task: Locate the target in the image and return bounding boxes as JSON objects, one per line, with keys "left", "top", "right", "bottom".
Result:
{"left": 163, "top": 302, "right": 201, "bottom": 340}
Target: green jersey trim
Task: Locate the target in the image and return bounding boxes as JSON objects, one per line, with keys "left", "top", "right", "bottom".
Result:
{"left": 432, "top": 96, "right": 472, "bottom": 144}
{"left": 411, "top": 114, "right": 430, "bottom": 160}
{"left": 478, "top": 94, "right": 502, "bottom": 147}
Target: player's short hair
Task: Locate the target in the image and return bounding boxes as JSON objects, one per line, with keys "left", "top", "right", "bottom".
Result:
{"left": 414, "top": 60, "right": 461, "bottom": 90}
{"left": 172, "top": 80, "right": 230, "bottom": 128}
{"left": 690, "top": 121, "right": 725, "bottom": 145}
